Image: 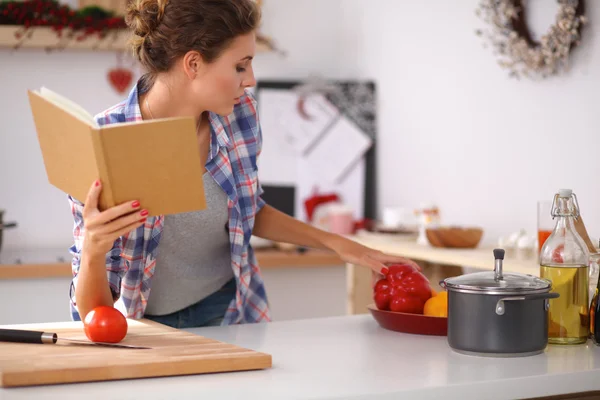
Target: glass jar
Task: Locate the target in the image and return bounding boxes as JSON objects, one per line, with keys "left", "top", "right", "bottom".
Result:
{"left": 539, "top": 189, "right": 590, "bottom": 345}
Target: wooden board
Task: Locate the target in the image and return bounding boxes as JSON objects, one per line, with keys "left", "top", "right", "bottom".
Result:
{"left": 0, "top": 26, "right": 273, "bottom": 52}
{"left": 0, "top": 26, "right": 130, "bottom": 51}
{"left": 0, "top": 319, "right": 272, "bottom": 388}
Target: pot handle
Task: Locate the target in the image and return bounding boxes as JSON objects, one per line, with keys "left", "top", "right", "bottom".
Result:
{"left": 495, "top": 292, "right": 560, "bottom": 316}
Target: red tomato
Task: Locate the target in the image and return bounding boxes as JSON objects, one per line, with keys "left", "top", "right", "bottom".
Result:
{"left": 83, "top": 306, "right": 128, "bottom": 343}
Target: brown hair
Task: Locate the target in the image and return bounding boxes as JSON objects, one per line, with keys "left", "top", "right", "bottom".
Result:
{"left": 125, "top": 0, "right": 261, "bottom": 80}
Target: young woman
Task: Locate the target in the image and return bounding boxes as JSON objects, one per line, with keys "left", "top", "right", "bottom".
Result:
{"left": 67, "top": 0, "right": 419, "bottom": 328}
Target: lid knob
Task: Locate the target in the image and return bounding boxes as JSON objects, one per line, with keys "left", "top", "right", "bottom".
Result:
{"left": 493, "top": 248, "right": 505, "bottom": 260}
{"left": 493, "top": 248, "right": 504, "bottom": 281}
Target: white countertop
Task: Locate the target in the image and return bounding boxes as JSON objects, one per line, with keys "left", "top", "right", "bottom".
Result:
{"left": 349, "top": 232, "right": 541, "bottom": 275}
{"left": 2, "top": 314, "right": 600, "bottom": 400}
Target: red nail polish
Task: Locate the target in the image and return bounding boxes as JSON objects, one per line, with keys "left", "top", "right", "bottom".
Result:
{"left": 140, "top": 218, "right": 147, "bottom": 223}
{"left": 132, "top": 201, "right": 140, "bottom": 208}
{"left": 381, "top": 267, "right": 389, "bottom": 275}
{"left": 95, "top": 180, "right": 100, "bottom": 187}
{"left": 140, "top": 209, "right": 149, "bottom": 217}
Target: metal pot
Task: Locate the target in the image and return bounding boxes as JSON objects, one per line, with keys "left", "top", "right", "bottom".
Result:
{"left": 0, "top": 210, "right": 17, "bottom": 254}
{"left": 440, "top": 248, "right": 559, "bottom": 357}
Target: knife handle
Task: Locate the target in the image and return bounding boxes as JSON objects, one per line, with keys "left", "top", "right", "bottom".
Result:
{"left": 0, "top": 329, "right": 57, "bottom": 344}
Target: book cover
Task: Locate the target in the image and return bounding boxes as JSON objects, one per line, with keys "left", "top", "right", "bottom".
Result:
{"left": 27, "top": 88, "right": 207, "bottom": 216}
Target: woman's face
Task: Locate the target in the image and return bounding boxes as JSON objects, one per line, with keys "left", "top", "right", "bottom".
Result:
{"left": 190, "top": 32, "right": 257, "bottom": 116}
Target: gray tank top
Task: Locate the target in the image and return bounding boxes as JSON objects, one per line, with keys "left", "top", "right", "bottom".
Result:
{"left": 144, "top": 172, "right": 233, "bottom": 316}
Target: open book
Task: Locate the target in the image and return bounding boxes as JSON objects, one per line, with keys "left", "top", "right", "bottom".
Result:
{"left": 27, "top": 87, "right": 207, "bottom": 216}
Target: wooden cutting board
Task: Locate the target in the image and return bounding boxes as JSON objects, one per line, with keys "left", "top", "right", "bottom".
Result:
{"left": 0, "top": 318, "right": 272, "bottom": 388}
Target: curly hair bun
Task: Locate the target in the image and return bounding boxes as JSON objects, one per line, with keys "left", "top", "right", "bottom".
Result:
{"left": 125, "top": 0, "right": 168, "bottom": 38}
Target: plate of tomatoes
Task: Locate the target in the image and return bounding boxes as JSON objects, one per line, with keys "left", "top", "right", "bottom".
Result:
{"left": 369, "top": 264, "right": 448, "bottom": 336}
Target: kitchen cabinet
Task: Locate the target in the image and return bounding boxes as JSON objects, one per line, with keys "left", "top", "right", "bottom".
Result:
{"left": 0, "top": 248, "right": 346, "bottom": 325}
{"left": 0, "top": 232, "right": 546, "bottom": 325}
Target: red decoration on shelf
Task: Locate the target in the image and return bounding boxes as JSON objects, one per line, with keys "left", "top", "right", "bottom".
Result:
{"left": 0, "top": 0, "right": 127, "bottom": 48}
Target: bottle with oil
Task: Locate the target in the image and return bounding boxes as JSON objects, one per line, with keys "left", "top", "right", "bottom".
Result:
{"left": 539, "top": 189, "right": 590, "bottom": 345}
{"left": 589, "top": 243, "right": 600, "bottom": 345}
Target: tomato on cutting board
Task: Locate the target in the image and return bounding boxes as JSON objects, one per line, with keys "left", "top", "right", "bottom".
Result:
{"left": 83, "top": 306, "right": 128, "bottom": 343}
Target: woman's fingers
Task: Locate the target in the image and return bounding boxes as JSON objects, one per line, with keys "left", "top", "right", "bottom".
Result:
{"left": 361, "top": 255, "right": 389, "bottom": 275}
{"left": 107, "top": 218, "right": 147, "bottom": 241}
{"left": 82, "top": 179, "right": 102, "bottom": 217}
{"left": 82, "top": 180, "right": 143, "bottom": 227}
{"left": 80, "top": 180, "right": 147, "bottom": 256}
{"left": 98, "top": 208, "right": 148, "bottom": 236}
{"left": 371, "top": 251, "right": 421, "bottom": 271}
{"left": 94, "top": 200, "right": 143, "bottom": 226}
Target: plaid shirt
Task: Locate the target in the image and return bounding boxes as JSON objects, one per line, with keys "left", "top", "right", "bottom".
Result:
{"left": 67, "top": 82, "right": 271, "bottom": 325}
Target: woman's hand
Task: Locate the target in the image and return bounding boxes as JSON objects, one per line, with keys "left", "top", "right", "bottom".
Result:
{"left": 326, "top": 235, "right": 421, "bottom": 275}
{"left": 82, "top": 179, "right": 148, "bottom": 258}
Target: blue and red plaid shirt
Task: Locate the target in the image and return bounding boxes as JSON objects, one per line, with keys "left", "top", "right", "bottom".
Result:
{"left": 67, "top": 81, "right": 271, "bottom": 325}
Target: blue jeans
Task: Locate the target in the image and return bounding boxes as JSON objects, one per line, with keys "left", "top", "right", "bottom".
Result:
{"left": 143, "top": 278, "right": 236, "bottom": 329}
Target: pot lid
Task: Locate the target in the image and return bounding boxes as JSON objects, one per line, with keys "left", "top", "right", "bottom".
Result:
{"left": 442, "top": 249, "right": 551, "bottom": 294}
{"left": 443, "top": 270, "right": 551, "bottom": 293}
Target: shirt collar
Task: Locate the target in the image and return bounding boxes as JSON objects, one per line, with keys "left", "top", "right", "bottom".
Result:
{"left": 208, "top": 112, "right": 232, "bottom": 156}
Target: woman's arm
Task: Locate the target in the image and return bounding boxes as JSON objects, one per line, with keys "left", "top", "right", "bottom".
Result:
{"left": 74, "top": 252, "right": 116, "bottom": 319}
{"left": 72, "top": 180, "right": 146, "bottom": 320}
{"left": 252, "top": 205, "right": 420, "bottom": 274}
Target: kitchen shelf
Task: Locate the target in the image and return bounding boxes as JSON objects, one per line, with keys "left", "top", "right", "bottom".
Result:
{"left": 0, "top": 25, "right": 273, "bottom": 52}
{"left": 0, "top": 26, "right": 129, "bottom": 51}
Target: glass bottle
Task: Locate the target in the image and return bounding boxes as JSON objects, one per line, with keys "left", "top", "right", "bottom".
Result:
{"left": 589, "top": 242, "right": 600, "bottom": 345}
{"left": 539, "top": 189, "right": 590, "bottom": 345}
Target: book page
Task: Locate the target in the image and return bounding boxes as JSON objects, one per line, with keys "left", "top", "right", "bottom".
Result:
{"left": 27, "top": 90, "right": 99, "bottom": 206}
{"left": 38, "top": 87, "right": 97, "bottom": 128}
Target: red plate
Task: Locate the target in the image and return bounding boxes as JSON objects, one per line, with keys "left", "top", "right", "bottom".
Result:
{"left": 367, "top": 304, "right": 448, "bottom": 336}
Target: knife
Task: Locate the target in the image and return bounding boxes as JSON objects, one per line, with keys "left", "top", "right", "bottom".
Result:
{"left": 0, "top": 328, "right": 150, "bottom": 349}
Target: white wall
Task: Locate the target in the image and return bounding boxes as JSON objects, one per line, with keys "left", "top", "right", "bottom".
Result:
{"left": 1, "top": 0, "right": 599, "bottom": 253}
{"left": 254, "top": 0, "right": 600, "bottom": 246}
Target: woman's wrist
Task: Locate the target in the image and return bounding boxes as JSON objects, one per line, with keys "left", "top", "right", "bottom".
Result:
{"left": 81, "top": 244, "right": 107, "bottom": 266}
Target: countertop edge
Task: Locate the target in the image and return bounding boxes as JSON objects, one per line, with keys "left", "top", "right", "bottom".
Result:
{"left": 0, "top": 249, "right": 345, "bottom": 280}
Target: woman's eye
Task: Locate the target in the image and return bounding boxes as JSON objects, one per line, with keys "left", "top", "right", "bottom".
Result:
{"left": 236, "top": 66, "right": 246, "bottom": 73}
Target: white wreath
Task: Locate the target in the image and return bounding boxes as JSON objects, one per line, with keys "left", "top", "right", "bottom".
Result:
{"left": 475, "top": 0, "right": 586, "bottom": 79}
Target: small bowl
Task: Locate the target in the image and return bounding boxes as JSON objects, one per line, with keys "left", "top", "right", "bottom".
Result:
{"left": 368, "top": 304, "right": 448, "bottom": 336}
{"left": 425, "top": 226, "right": 483, "bottom": 249}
